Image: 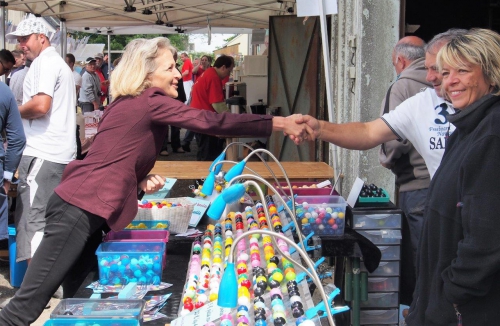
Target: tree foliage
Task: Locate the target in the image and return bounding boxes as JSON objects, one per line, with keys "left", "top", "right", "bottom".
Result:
{"left": 71, "top": 32, "right": 190, "bottom": 61}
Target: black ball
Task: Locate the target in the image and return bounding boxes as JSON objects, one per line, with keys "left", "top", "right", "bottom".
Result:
{"left": 292, "top": 307, "right": 305, "bottom": 318}
{"left": 291, "top": 301, "right": 304, "bottom": 309}
{"left": 269, "top": 256, "right": 280, "bottom": 265}
{"left": 257, "top": 280, "right": 267, "bottom": 289}
{"left": 254, "top": 296, "right": 265, "bottom": 304}
{"left": 273, "top": 317, "right": 286, "bottom": 325}
{"left": 254, "top": 286, "right": 264, "bottom": 296}
{"left": 268, "top": 279, "right": 280, "bottom": 288}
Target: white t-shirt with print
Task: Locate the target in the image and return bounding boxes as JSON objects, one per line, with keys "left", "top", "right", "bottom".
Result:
{"left": 72, "top": 70, "right": 82, "bottom": 87}
{"left": 23, "top": 46, "right": 76, "bottom": 164}
{"left": 381, "top": 87, "right": 456, "bottom": 178}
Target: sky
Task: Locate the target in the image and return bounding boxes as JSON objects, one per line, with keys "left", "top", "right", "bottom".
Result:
{"left": 189, "top": 34, "right": 236, "bottom": 53}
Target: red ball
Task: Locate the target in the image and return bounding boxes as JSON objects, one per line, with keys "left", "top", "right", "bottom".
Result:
{"left": 241, "top": 279, "right": 252, "bottom": 289}
{"left": 184, "top": 302, "right": 194, "bottom": 311}
{"left": 195, "top": 301, "right": 204, "bottom": 309}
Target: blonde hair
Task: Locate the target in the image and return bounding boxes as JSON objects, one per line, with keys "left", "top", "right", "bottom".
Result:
{"left": 437, "top": 28, "right": 500, "bottom": 96}
{"left": 110, "top": 37, "right": 176, "bottom": 99}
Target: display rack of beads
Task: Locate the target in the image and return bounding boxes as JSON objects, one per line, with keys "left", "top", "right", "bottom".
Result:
{"left": 234, "top": 211, "right": 252, "bottom": 326}
{"left": 180, "top": 236, "right": 203, "bottom": 316}
{"left": 197, "top": 228, "right": 214, "bottom": 307}
{"left": 265, "top": 196, "right": 307, "bottom": 324}
{"left": 208, "top": 223, "right": 224, "bottom": 303}
{"left": 222, "top": 215, "right": 236, "bottom": 326}
{"left": 255, "top": 201, "right": 289, "bottom": 325}
{"left": 243, "top": 206, "right": 267, "bottom": 325}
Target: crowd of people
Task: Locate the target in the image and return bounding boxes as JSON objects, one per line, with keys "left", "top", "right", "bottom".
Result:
{"left": 0, "top": 16, "right": 500, "bottom": 326}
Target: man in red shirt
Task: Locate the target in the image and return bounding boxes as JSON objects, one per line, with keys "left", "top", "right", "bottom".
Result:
{"left": 192, "top": 55, "right": 210, "bottom": 83}
{"left": 94, "top": 53, "right": 109, "bottom": 106}
{"left": 190, "top": 55, "right": 234, "bottom": 161}
{"left": 180, "top": 52, "right": 193, "bottom": 103}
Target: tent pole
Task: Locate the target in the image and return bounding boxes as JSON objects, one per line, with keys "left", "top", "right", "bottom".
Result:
{"left": 107, "top": 33, "right": 111, "bottom": 62}
{"left": 60, "top": 18, "right": 67, "bottom": 57}
{"left": 318, "top": 0, "right": 339, "bottom": 180}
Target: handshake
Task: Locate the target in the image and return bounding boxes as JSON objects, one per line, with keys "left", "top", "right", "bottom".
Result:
{"left": 279, "top": 114, "right": 321, "bottom": 145}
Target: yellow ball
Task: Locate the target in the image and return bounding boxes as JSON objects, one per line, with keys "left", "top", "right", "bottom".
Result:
{"left": 338, "top": 212, "right": 345, "bottom": 219}
{"left": 209, "top": 293, "right": 218, "bottom": 301}
{"left": 272, "top": 272, "right": 284, "bottom": 283}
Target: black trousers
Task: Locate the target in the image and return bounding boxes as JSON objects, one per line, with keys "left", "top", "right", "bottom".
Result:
{"left": 195, "top": 133, "right": 224, "bottom": 161}
{"left": 79, "top": 102, "right": 94, "bottom": 113}
{"left": 0, "top": 194, "right": 106, "bottom": 325}
{"left": 162, "top": 126, "right": 181, "bottom": 151}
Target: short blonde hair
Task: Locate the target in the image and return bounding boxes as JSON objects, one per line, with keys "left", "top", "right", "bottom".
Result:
{"left": 437, "top": 28, "right": 500, "bottom": 96}
{"left": 110, "top": 37, "right": 176, "bottom": 99}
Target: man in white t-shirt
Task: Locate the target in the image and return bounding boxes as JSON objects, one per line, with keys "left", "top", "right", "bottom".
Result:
{"left": 65, "top": 53, "right": 82, "bottom": 102}
{"left": 5, "top": 18, "right": 76, "bottom": 269}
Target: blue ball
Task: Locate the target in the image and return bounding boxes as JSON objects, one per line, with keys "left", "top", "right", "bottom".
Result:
{"left": 153, "top": 262, "right": 162, "bottom": 273}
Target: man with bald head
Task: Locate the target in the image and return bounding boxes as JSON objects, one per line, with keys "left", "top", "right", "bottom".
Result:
{"left": 379, "top": 35, "right": 431, "bottom": 307}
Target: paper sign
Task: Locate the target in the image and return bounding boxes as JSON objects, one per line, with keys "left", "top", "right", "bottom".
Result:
{"left": 187, "top": 197, "right": 211, "bottom": 227}
{"left": 171, "top": 300, "right": 231, "bottom": 326}
{"left": 142, "top": 178, "right": 177, "bottom": 200}
{"left": 346, "top": 177, "right": 364, "bottom": 208}
{"left": 297, "top": 0, "right": 338, "bottom": 17}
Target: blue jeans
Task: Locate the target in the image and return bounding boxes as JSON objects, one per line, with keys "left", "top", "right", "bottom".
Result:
{"left": 399, "top": 188, "right": 427, "bottom": 305}
{"left": 399, "top": 188, "right": 428, "bottom": 268}
{"left": 0, "top": 194, "right": 106, "bottom": 325}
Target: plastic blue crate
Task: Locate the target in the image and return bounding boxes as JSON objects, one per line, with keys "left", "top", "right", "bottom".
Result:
{"left": 124, "top": 220, "right": 169, "bottom": 231}
{"left": 95, "top": 242, "right": 165, "bottom": 286}
{"left": 44, "top": 318, "right": 140, "bottom": 325}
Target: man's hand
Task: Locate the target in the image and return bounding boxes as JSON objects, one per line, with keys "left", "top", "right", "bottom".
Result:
{"left": 296, "top": 115, "right": 321, "bottom": 141}
{"left": 3, "top": 180, "right": 10, "bottom": 195}
{"left": 284, "top": 114, "right": 321, "bottom": 145}
{"left": 138, "top": 174, "right": 165, "bottom": 194}
{"left": 281, "top": 114, "right": 309, "bottom": 145}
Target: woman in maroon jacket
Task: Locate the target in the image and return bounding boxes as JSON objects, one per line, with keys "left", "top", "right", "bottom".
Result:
{"left": 0, "top": 37, "right": 307, "bottom": 325}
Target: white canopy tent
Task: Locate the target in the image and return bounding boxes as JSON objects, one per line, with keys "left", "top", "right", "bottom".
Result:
{"left": 0, "top": 0, "right": 338, "bottom": 175}
{"left": 1, "top": 0, "right": 290, "bottom": 35}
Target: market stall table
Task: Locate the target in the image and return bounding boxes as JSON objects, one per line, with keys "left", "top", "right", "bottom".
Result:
{"left": 150, "top": 161, "right": 334, "bottom": 181}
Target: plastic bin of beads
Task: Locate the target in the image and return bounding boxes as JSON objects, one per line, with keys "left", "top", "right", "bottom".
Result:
{"left": 105, "top": 230, "right": 169, "bottom": 243}
{"left": 50, "top": 298, "right": 144, "bottom": 323}
{"left": 356, "top": 229, "right": 402, "bottom": 245}
{"left": 135, "top": 198, "right": 194, "bottom": 234}
{"left": 44, "top": 319, "right": 140, "bottom": 326}
{"left": 361, "top": 245, "right": 400, "bottom": 261}
{"left": 358, "top": 188, "right": 390, "bottom": 204}
{"left": 294, "top": 195, "right": 347, "bottom": 236}
{"left": 95, "top": 242, "right": 165, "bottom": 286}
{"left": 360, "top": 292, "right": 399, "bottom": 308}
{"left": 274, "top": 182, "right": 339, "bottom": 196}
{"left": 124, "top": 220, "right": 169, "bottom": 231}
{"left": 359, "top": 309, "right": 399, "bottom": 324}
{"left": 361, "top": 261, "right": 400, "bottom": 276}
{"left": 104, "top": 230, "right": 169, "bottom": 268}
{"left": 352, "top": 213, "right": 402, "bottom": 229}
{"left": 367, "top": 277, "right": 399, "bottom": 292}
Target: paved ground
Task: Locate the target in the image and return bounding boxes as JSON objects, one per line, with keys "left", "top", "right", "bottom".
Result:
{"left": 0, "top": 129, "right": 200, "bottom": 325}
